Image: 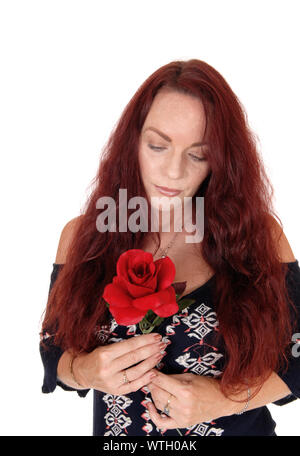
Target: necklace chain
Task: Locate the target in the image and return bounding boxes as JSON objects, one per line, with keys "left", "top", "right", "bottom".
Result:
{"left": 158, "top": 231, "right": 180, "bottom": 258}
{"left": 153, "top": 223, "right": 183, "bottom": 258}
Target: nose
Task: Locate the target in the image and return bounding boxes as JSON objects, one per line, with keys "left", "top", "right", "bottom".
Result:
{"left": 165, "top": 151, "right": 185, "bottom": 180}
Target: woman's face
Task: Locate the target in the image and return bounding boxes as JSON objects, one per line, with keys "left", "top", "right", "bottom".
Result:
{"left": 138, "top": 88, "right": 211, "bottom": 216}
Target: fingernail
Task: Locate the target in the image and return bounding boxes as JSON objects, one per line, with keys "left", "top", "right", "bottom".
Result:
{"left": 157, "top": 342, "right": 167, "bottom": 349}
{"left": 155, "top": 352, "right": 164, "bottom": 359}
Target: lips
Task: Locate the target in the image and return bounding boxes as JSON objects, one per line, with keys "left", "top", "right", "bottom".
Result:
{"left": 155, "top": 185, "right": 182, "bottom": 196}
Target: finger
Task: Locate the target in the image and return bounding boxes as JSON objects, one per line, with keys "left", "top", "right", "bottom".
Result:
{"left": 118, "top": 368, "right": 159, "bottom": 395}
{"left": 156, "top": 373, "right": 193, "bottom": 384}
{"left": 106, "top": 333, "right": 162, "bottom": 359}
{"left": 146, "top": 401, "right": 179, "bottom": 430}
{"left": 148, "top": 370, "right": 183, "bottom": 396}
{"left": 111, "top": 340, "right": 166, "bottom": 374}
{"left": 150, "top": 372, "right": 194, "bottom": 383}
{"left": 123, "top": 351, "right": 165, "bottom": 383}
{"left": 147, "top": 383, "right": 180, "bottom": 415}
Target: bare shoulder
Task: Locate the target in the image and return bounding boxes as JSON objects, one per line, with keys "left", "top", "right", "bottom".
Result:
{"left": 55, "top": 215, "right": 83, "bottom": 264}
{"left": 266, "top": 214, "right": 296, "bottom": 263}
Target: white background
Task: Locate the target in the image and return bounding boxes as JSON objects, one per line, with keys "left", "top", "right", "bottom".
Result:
{"left": 0, "top": 0, "right": 299, "bottom": 436}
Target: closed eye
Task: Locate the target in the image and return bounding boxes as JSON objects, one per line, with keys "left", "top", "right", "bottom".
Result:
{"left": 189, "top": 154, "right": 207, "bottom": 162}
{"left": 148, "top": 144, "right": 206, "bottom": 162}
{"left": 148, "top": 145, "right": 165, "bottom": 151}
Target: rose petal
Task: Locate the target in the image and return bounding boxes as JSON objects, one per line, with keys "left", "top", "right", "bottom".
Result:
{"left": 117, "top": 271, "right": 156, "bottom": 298}
{"left": 102, "top": 281, "right": 132, "bottom": 308}
{"left": 125, "top": 279, "right": 156, "bottom": 298}
{"left": 131, "top": 250, "right": 154, "bottom": 269}
{"left": 117, "top": 249, "right": 153, "bottom": 280}
{"left": 141, "top": 272, "right": 157, "bottom": 290}
{"left": 154, "top": 299, "right": 179, "bottom": 318}
{"left": 130, "top": 258, "right": 155, "bottom": 288}
{"left": 135, "top": 261, "right": 158, "bottom": 289}
{"left": 154, "top": 257, "right": 176, "bottom": 289}
{"left": 110, "top": 305, "right": 146, "bottom": 326}
{"left": 117, "top": 249, "right": 157, "bottom": 295}
{"left": 132, "top": 286, "right": 178, "bottom": 316}
{"left": 128, "top": 264, "right": 152, "bottom": 285}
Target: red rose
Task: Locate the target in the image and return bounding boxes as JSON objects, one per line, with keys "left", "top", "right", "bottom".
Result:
{"left": 102, "top": 249, "right": 179, "bottom": 326}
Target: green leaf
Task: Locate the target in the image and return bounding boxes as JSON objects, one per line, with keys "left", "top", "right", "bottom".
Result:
{"left": 139, "top": 318, "right": 154, "bottom": 334}
{"left": 139, "top": 312, "right": 165, "bottom": 334}
{"left": 177, "top": 298, "right": 196, "bottom": 312}
{"left": 139, "top": 322, "right": 155, "bottom": 334}
{"left": 138, "top": 296, "right": 196, "bottom": 333}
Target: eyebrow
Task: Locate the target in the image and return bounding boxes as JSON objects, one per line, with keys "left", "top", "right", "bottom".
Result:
{"left": 143, "top": 126, "right": 207, "bottom": 147}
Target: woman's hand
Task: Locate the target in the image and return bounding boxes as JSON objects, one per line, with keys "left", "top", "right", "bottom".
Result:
{"left": 74, "top": 333, "right": 166, "bottom": 395}
{"left": 145, "top": 370, "right": 234, "bottom": 430}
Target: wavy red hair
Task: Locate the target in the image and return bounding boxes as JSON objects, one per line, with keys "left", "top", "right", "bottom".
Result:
{"left": 40, "top": 59, "right": 297, "bottom": 402}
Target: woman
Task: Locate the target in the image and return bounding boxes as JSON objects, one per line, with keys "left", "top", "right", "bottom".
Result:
{"left": 40, "top": 59, "right": 300, "bottom": 436}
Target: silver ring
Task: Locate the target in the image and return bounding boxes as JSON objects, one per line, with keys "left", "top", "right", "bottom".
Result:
{"left": 122, "top": 370, "right": 130, "bottom": 384}
{"left": 163, "top": 406, "right": 170, "bottom": 416}
{"left": 163, "top": 394, "right": 173, "bottom": 416}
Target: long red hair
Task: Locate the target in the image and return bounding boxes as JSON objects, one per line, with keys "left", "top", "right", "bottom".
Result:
{"left": 40, "top": 59, "right": 297, "bottom": 401}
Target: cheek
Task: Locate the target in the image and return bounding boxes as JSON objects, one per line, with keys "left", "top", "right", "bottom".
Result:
{"left": 138, "top": 149, "right": 147, "bottom": 177}
{"left": 139, "top": 147, "right": 157, "bottom": 177}
{"left": 190, "top": 165, "right": 208, "bottom": 180}
{"left": 189, "top": 165, "right": 210, "bottom": 188}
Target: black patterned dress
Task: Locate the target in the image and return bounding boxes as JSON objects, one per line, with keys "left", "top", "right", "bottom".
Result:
{"left": 40, "top": 261, "right": 300, "bottom": 436}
